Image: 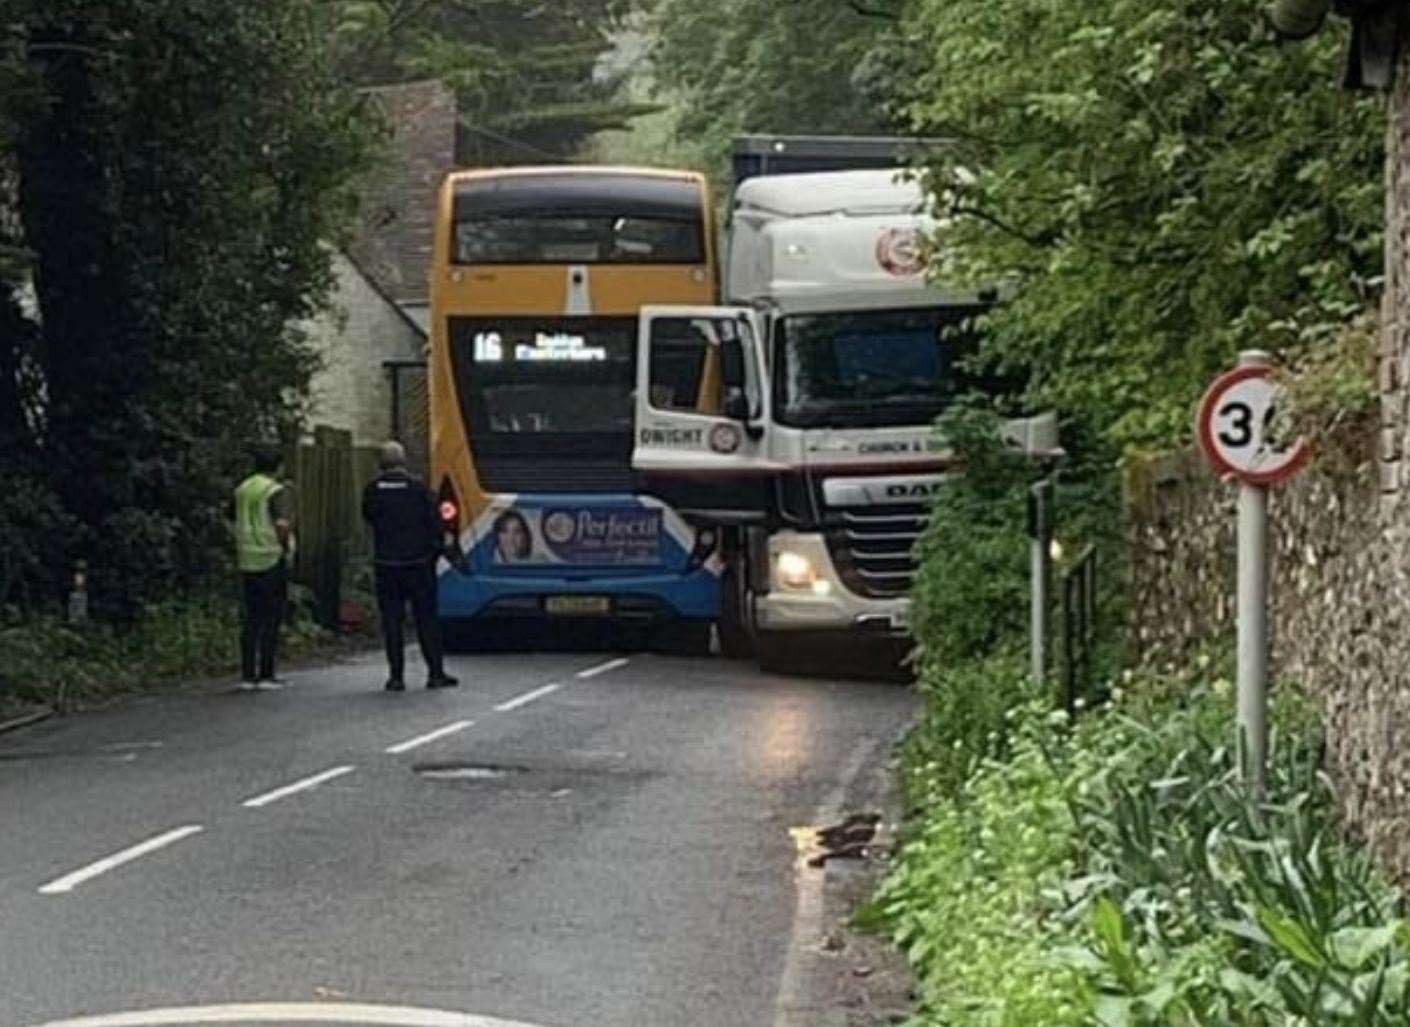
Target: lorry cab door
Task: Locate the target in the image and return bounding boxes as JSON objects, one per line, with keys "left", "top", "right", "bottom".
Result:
{"left": 633, "top": 305, "right": 777, "bottom": 523}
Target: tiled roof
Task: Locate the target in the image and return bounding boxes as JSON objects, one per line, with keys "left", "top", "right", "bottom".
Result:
{"left": 347, "top": 80, "right": 458, "bottom": 306}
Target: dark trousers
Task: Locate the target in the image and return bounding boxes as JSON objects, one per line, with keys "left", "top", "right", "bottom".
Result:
{"left": 240, "top": 563, "right": 287, "bottom": 682}
{"left": 375, "top": 560, "right": 445, "bottom": 682}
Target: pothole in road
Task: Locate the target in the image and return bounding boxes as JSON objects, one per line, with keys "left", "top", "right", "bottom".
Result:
{"left": 413, "top": 762, "right": 530, "bottom": 781}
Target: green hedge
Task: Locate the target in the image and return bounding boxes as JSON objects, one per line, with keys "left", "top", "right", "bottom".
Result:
{"left": 0, "top": 590, "right": 338, "bottom": 713}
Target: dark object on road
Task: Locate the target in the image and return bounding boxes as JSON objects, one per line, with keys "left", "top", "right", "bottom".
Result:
{"left": 808, "top": 841, "right": 870, "bottom": 868}
{"left": 362, "top": 440, "right": 457, "bottom": 691}
{"left": 233, "top": 445, "right": 293, "bottom": 687}
{"left": 809, "top": 811, "right": 882, "bottom": 867}
{"left": 817, "top": 812, "right": 880, "bottom": 844}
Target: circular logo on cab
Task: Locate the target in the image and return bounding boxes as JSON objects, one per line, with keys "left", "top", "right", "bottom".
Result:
{"left": 709, "top": 422, "right": 743, "bottom": 454}
{"left": 542, "top": 510, "right": 577, "bottom": 545}
{"left": 875, "top": 227, "right": 925, "bottom": 277}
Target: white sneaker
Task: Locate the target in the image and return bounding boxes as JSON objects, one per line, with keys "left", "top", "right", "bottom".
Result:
{"left": 254, "top": 680, "right": 285, "bottom": 691}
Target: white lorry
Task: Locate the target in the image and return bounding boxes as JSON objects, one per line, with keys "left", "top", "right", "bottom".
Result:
{"left": 629, "top": 136, "right": 1057, "bottom": 669}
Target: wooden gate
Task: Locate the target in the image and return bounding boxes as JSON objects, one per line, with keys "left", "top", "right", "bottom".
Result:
{"left": 291, "top": 426, "right": 365, "bottom": 628}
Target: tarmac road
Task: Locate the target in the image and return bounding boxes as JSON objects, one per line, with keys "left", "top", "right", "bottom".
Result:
{"left": 0, "top": 643, "right": 915, "bottom": 1027}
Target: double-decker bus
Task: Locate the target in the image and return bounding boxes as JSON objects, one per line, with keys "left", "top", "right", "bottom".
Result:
{"left": 428, "top": 166, "right": 723, "bottom": 650}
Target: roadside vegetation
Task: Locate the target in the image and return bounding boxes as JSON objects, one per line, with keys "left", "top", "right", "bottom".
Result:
{"left": 0, "top": 590, "right": 367, "bottom": 720}
{"left": 0, "top": 2, "right": 638, "bottom": 708}
{"left": 864, "top": 412, "right": 1410, "bottom": 1025}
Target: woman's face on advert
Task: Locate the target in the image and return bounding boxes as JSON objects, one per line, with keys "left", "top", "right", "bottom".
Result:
{"left": 498, "top": 516, "right": 528, "bottom": 557}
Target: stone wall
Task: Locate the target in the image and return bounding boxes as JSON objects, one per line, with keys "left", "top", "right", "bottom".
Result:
{"left": 1124, "top": 437, "right": 1410, "bottom": 881}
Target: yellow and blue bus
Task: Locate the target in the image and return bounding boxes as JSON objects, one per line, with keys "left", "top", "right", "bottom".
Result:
{"left": 428, "top": 166, "right": 723, "bottom": 649}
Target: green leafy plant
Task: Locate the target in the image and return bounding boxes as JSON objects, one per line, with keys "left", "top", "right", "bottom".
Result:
{"left": 894, "top": 0, "right": 1382, "bottom": 452}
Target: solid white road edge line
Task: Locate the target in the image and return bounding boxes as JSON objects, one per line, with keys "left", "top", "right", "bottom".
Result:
{"left": 38, "top": 826, "right": 205, "bottom": 896}
{"left": 384, "top": 720, "right": 475, "bottom": 755}
{"left": 28, "top": 1002, "right": 559, "bottom": 1027}
{"left": 575, "top": 657, "right": 630, "bottom": 679}
{"left": 240, "top": 766, "right": 355, "bottom": 809}
{"left": 493, "top": 683, "right": 561, "bottom": 712}
{"left": 771, "top": 737, "right": 877, "bottom": 1027}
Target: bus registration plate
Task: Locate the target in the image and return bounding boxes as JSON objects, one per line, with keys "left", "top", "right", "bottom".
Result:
{"left": 545, "top": 595, "right": 611, "bottom": 616}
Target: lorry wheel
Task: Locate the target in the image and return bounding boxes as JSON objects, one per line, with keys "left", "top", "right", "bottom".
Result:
{"left": 718, "top": 564, "right": 755, "bottom": 660}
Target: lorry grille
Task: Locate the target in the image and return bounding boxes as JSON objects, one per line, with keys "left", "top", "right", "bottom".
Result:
{"left": 824, "top": 504, "right": 929, "bottom": 599}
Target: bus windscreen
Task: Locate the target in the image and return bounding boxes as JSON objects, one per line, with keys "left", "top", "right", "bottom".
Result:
{"left": 447, "top": 316, "right": 639, "bottom": 492}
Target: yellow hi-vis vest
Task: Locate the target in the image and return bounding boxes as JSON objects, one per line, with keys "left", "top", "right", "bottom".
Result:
{"left": 234, "top": 474, "right": 284, "bottom": 573}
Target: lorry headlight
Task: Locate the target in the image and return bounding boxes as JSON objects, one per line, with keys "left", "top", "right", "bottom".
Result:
{"left": 776, "top": 551, "right": 816, "bottom": 589}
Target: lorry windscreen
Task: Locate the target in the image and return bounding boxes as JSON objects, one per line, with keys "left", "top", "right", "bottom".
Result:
{"left": 773, "top": 306, "right": 997, "bottom": 429}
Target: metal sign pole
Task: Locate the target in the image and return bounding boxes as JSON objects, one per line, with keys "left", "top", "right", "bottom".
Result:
{"left": 1196, "top": 349, "right": 1306, "bottom": 797}
{"left": 1237, "top": 476, "right": 1269, "bottom": 794}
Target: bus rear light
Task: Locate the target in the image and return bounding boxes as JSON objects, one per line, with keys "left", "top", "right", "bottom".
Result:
{"left": 438, "top": 478, "right": 468, "bottom": 571}
{"left": 437, "top": 477, "right": 461, "bottom": 531}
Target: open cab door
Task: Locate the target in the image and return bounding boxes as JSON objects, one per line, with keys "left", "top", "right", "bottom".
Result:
{"left": 633, "top": 305, "right": 777, "bottom": 523}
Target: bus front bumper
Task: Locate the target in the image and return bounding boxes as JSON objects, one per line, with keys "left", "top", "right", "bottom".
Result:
{"left": 435, "top": 565, "right": 720, "bottom": 622}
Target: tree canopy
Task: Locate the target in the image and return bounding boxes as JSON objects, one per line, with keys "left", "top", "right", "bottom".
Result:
{"left": 642, "top": 0, "right": 901, "bottom": 175}
{"left": 894, "top": 0, "right": 1382, "bottom": 450}
{"left": 333, "top": 0, "right": 650, "bottom": 164}
{"left": 0, "top": 1, "right": 380, "bottom": 612}
{"left": 634, "top": 0, "right": 1383, "bottom": 451}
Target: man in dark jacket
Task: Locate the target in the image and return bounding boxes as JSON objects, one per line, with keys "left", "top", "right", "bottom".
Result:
{"left": 361, "top": 441, "right": 458, "bottom": 692}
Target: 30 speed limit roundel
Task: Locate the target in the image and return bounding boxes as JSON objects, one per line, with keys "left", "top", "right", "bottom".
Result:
{"left": 1195, "top": 364, "right": 1309, "bottom": 486}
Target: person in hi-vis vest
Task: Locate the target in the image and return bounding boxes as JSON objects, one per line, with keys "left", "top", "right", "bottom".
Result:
{"left": 232, "top": 446, "right": 294, "bottom": 690}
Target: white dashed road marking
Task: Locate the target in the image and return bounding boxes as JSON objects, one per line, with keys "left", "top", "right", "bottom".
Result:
{"left": 575, "top": 657, "right": 630, "bottom": 679}
{"left": 27, "top": 1003, "right": 560, "bottom": 1026}
{"left": 38, "top": 826, "right": 205, "bottom": 896}
{"left": 241, "top": 766, "right": 355, "bottom": 809}
{"left": 493, "top": 684, "right": 561, "bottom": 712}
{"left": 384, "top": 720, "right": 475, "bottom": 755}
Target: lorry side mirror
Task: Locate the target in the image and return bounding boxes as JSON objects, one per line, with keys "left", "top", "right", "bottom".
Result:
{"left": 722, "top": 387, "right": 750, "bottom": 421}
{"left": 720, "top": 336, "right": 746, "bottom": 391}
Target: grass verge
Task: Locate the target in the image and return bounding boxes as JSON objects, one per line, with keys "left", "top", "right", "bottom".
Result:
{"left": 0, "top": 588, "right": 369, "bottom": 718}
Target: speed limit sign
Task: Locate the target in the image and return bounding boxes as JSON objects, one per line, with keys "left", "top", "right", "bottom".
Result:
{"left": 1196, "top": 359, "right": 1309, "bottom": 486}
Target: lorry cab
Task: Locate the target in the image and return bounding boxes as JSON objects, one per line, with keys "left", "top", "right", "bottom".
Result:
{"left": 631, "top": 140, "right": 1059, "bottom": 669}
